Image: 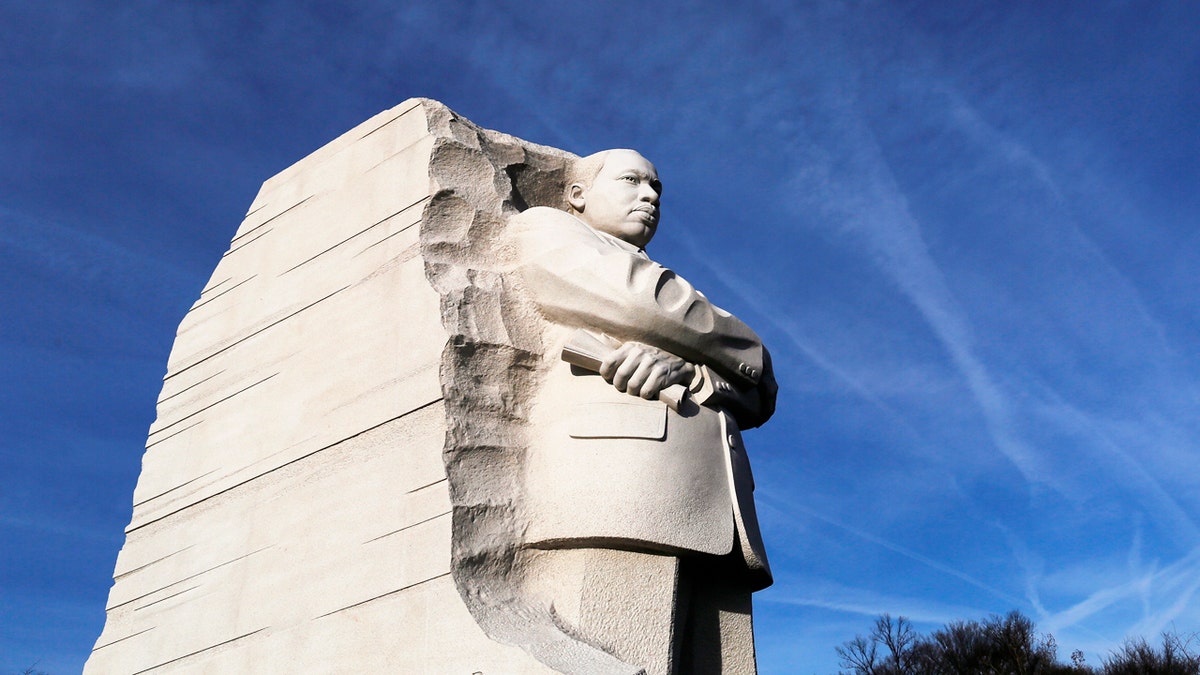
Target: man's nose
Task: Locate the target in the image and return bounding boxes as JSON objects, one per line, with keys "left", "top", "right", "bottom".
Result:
{"left": 638, "top": 182, "right": 659, "bottom": 203}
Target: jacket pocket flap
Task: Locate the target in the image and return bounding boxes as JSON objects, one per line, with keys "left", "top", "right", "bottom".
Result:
{"left": 568, "top": 400, "right": 667, "bottom": 440}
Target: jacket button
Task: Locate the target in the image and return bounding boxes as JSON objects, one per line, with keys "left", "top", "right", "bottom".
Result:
{"left": 727, "top": 434, "right": 738, "bottom": 448}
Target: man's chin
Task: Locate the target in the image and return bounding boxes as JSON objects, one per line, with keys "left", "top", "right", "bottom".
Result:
{"left": 629, "top": 226, "right": 655, "bottom": 248}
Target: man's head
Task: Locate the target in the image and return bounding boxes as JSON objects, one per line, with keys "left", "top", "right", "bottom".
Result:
{"left": 565, "top": 149, "right": 661, "bottom": 249}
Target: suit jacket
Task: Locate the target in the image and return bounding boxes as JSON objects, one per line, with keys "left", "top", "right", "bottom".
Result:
{"left": 508, "top": 207, "right": 776, "bottom": 589}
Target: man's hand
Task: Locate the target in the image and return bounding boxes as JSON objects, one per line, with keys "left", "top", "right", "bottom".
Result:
{"left": 599, "top": 341, "right": 696, "bottom": 399}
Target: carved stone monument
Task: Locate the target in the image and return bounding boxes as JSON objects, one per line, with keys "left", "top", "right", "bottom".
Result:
{"left": 86, "top": 99, "right": 776, "bottom": 674}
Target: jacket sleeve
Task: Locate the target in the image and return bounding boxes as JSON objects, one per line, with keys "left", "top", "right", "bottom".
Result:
{"left": 509, "top": 207, "right": 767, "bottom": 394}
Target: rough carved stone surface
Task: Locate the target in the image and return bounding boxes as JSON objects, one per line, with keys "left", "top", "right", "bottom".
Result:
{"left": 87, "top": 99, "right": 775, "bottom": 674}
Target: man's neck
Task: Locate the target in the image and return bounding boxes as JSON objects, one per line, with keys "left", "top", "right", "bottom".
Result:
{"left": 589, "top": 225, "right": 645, "bottom": 255}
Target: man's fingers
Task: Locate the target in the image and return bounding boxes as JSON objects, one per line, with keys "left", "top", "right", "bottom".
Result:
{"left": 639, "top": 366, "right": 669, "bottom": 399}
{"left": 599, "top": 343, "right": 632, "bottom": 380}
{"left": 611, "top": 347, "right": 646, "bottom": 392}
{"left": 593, "top": 341, "right": 690, "bottom": 399}
{"left": 626, "top": 359, "right": 661, "bottom": 398}
{"left": 601, "top": 343, "right": 638, "bottom": 384}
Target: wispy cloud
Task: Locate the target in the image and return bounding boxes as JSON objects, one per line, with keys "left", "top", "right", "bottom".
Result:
{"left": 783, "top": 97, "right": 1046, "bottom": 491}
{"left": 998, "top": 525, "right": 1048, "bottom": 619}
{"left": 762, "top": 493, "right": 1028, "bottom": 610}
{"left": 1029, "top": 393, "right": 1199, "bottom": 546}
{"left": 673, "top": 228, "right": 932, "bottom": 448}
{"left": 1043, "top": 544, "right": 1200, "bottom": 637}
{"left": 764, "top": 576, "right": 980, "bottom": 627}
{"left": 941, "top": 87, "right": 1174, "bottom": 360}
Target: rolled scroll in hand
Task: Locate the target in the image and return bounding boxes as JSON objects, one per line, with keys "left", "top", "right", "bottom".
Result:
{"left": 561, "top": 330, "right": 689, "bottom": 412}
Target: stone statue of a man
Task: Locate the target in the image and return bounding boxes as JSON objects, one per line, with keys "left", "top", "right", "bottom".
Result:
{"left": 504, "top": 149, "right": 778, "bottom": 674}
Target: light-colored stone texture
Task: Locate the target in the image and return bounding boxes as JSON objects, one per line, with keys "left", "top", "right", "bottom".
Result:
{"left": 89, "top": 100, "right": 776, "bottom": 674}
{"left": 86, "top": 99, "right": 556, "bottom": 674}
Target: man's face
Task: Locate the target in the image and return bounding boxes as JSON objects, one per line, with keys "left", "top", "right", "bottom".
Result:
{"left": 571, "top": 150, "right": 661, "bottom": 248}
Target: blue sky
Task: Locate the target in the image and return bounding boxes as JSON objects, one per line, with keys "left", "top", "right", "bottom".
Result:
{"left": 2, "top": 2, "right": 1198, "bottom": 673}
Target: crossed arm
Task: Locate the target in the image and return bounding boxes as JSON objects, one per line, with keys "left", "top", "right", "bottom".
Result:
{"left": 510, "top": 207, "right": 777, "bottom": 428}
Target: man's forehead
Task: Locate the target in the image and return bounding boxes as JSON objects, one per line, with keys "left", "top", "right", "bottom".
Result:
{"left": 599, "top": 150, "right": 657, "bottom": 177}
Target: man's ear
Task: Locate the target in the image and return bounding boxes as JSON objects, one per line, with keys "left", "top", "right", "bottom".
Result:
{"left": 566, "top": 183, "right": 586, "bottom": 212}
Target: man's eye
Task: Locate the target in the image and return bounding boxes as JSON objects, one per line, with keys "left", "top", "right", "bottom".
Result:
{"left": 620, "top": 175, "right": 638, "bottom": 183}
